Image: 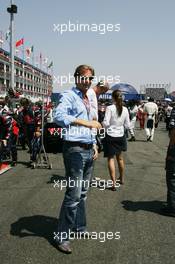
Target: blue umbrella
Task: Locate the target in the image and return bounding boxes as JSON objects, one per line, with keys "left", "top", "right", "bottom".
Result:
{"left": 164, "top": 98, "right": 172, "bottom": 102}
{"left": 111, "top": 83, "right": 138, "bottom": 94}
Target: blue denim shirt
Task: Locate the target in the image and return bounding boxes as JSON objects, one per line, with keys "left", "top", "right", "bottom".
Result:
{"left": 53, "top": 87, "right": 96, "bottom": 144}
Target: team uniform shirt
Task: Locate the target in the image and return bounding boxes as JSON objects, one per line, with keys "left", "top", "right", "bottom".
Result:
{"left": 143, "top": 102, "right": 158, "bottom": 121}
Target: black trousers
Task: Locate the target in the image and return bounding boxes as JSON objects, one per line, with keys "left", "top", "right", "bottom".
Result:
{"left": 166, "top": 146, "right": 175, "bottom": 211}
{"left": 8, "top": 134, "right": 17, "bottom": 162}
{"left": 26, "top": 124, "right": 35, "bottom": 153}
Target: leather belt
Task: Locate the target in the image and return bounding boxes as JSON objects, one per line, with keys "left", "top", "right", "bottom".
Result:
{"left": 64, "top": 141, "right": 93, "bottom": 150}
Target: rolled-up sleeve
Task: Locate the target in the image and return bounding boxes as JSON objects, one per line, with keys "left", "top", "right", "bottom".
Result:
{"left": 53, "top": 93, "right": 76, "bottom": 127}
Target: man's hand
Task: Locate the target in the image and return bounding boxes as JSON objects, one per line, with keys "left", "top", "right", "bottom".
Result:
{"left": 73, "top": 119, "right": 102, "bottom": 129}
{"left": 88, "top": 121, "right": 102, "bottom": 129}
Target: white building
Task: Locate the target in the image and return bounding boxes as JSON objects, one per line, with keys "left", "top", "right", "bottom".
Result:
{"left": 0, "top": 48, "right": 53, "bottom": 102}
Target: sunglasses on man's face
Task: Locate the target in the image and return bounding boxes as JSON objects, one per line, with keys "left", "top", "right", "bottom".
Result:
{"left": 79, "top": 76, "right": 94, "bottom": 81}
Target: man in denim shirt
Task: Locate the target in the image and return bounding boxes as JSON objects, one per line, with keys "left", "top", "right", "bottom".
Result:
{"left": 162, "top": 104, "right": 175, "bottom": 217}
{"left": 53, "top": 65, "right": 101, "bottom": 253}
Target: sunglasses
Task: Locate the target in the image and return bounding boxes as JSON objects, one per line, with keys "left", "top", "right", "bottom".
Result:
{"left": 79, "top": 75, "right": 94, "bottom": 81}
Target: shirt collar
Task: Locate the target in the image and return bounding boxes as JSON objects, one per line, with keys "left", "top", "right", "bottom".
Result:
{"left": 72, "top": 86, "right": 84, "bottom": 99}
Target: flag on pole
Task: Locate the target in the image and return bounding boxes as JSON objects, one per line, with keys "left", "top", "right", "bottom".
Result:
{"left": 48, "top": 61, "right": 53, "bottom": 68}
{"left": 15, "top": 38, "right": 24, "bottom": 47}
{"left": 26, "top": 45, "right": 34, "bottom": 57}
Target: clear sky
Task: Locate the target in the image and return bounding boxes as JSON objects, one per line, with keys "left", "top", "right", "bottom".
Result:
{"left": 1, "top": 0, "right": 175, "bottom": 92}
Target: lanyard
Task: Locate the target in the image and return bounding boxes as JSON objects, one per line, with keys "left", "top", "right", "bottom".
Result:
{"left": 82, "top": 95, "right": 90, "bottom": 115}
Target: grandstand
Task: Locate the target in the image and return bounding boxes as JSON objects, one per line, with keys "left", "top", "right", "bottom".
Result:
{"left": 140, "top": 83, "right": 171, "bottom": 100}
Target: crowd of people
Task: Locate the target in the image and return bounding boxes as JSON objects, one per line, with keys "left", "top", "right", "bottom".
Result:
{"left": 52, "top": 64, "right": 175, "bottom": 254}
{"left": 0, "top": 65, "right": 175, "bottom": 254}
{"left": 0, "top": 83, "right": 173, "bottom": 170}
{"left": 0, "top": 97, "right": 54, "bottom": 167}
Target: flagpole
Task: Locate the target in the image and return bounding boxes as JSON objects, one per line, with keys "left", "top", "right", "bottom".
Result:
{"left": 22, "top": 37, "right": 25, "bottom": 61}
{"left": 10, "top": 0, "right": 14, "bottom": 94}
{"left": 48, "top": 63, "right": 53, "bottom": 104}
{"left": 32, "top": 47, "right": 34, "bottom": 66}
{"left": 0, "top": 31, "right": 3, "bottom": 48}
{"left": 40, "top": 53, "right": 42, "bottom": 70}
{"left": 7, "top": 0, "right": 17, "bottom": 95}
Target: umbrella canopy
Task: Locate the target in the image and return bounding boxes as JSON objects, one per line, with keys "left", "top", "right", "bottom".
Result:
{"left": 164, "top": 97, "right": 172, "bottom": 102}
{"left": 111, "top": 83, "right": 138, "bottom": 94}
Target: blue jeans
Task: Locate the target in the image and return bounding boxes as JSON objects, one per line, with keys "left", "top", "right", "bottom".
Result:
{"left": 56, "top": 142, "right": 94, "bottom": 243}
